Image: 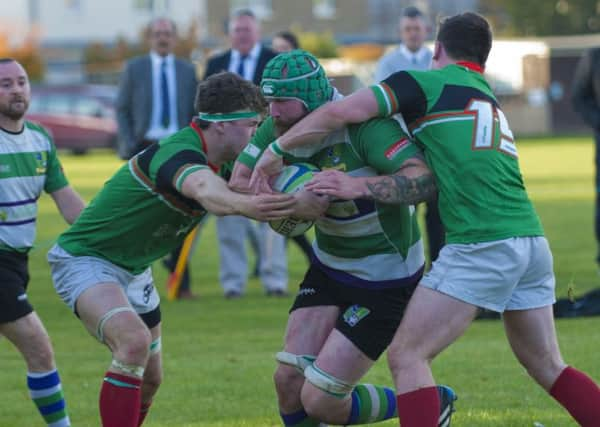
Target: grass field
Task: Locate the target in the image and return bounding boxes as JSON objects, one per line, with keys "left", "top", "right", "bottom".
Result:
{"left": 2, "top": 137, "right": 600, "bottom": 427}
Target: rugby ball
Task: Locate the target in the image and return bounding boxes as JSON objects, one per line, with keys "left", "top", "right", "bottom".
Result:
{"left": 269, "top": 163, "right": 319, "bottom": 237}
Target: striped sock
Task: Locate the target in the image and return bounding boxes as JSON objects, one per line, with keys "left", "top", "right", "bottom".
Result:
{"left": 280, "top": 408, "right": 322, "bottom": 426}
{"left": 346, "top": 384, "right": 396, "bottom": 424}
{"left": 27, "top": 369, "right": 71, "bottom": 427}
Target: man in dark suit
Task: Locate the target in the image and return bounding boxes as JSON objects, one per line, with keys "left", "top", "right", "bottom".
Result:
{"left": 573, "top": 47, "right": 600, "bottom": 269}
{"left": 116, "top": 17, "right": 198, "bottom": 160}
{"left": 204, "top": 9, "right": 276, "bottom": 85}
{"left": 116, "top": 17, "right": 198, "bottom": 299}
{"left": 204, "top": 9, "right": 288, "bottom": 299}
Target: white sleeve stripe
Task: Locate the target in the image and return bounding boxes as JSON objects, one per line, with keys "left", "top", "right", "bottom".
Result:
{"left": 175, "top": 165, "right": 208, "bottom": 191}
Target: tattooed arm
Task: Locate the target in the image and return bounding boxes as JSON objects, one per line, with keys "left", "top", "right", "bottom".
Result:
{"left": 365, "top": 158, "right": 437, "bottom": 204}
{"left": 305, "top": 156, "right": 437, "bottom": 204}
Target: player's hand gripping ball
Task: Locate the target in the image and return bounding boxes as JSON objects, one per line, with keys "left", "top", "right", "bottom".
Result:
{"left": 269, "top": 163, "right": 320, "bottom": 237}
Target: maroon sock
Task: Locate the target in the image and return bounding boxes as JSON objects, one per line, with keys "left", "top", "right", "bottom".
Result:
{"left": 396, "top": 386, "right": 440, "bottom": 427}
{"left": 550, "top": 366, "right": 600, "bottom": 427}
{"left": 137, "top": 401, "right": 152, "bottom": 426}
{"left": 99, "top": 371, "right": 142, "bottom": 427}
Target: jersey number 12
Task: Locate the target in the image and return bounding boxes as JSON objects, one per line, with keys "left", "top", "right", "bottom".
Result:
{"left": 467, "top": 99, "right": 517, "bottom": 158}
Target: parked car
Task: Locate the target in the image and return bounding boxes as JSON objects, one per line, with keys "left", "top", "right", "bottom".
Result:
{"left": 26, "top": 84, "right": 118, "bottom": 154}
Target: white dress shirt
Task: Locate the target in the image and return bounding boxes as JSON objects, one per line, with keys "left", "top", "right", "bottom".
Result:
{"left": 374, "top": 44, "right": 433, "bottom": 82}
{"left": 399, "top": 44, "right": 431, "bottom": 67}
{"left": 228, "top": 43, "right": 262, "bottom": 81}
{"left": 146, "top": 51, "right": 180, "bottom": 140}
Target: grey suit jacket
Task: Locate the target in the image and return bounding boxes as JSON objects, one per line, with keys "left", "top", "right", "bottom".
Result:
{"left": 116, "top": 55, "right": 198, "bottom": 159}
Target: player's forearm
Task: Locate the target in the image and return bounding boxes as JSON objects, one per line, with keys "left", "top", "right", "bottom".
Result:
{"left": 277, "top": 88, "right": 380, "bottom": 152}
{"left": 277, "top": 103, "right": 346, "bottom": 151}
{"left": 195, "top": 181, "right": 246, "bottom": 216}
{"left": 277, "top": 116, "right": 333, "bottom": 152}
{"left": 51, "top": 186, "right": 86, "bottom": 224}
{"left": 363, "top": 169, "right": 437, "bottom": 205}
{"left": 182, "top": 169, "right": 244, "bottom": 216}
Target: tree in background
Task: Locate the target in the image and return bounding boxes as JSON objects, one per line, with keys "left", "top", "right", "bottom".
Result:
{"left": 482, "top": 0, "right": 600, "bottom": 36}
{"left": 0, "top": 31, "right": 44, "bottom": 82}
{"left": 296, "top": 30, "right": 338, "bottom": 58}
{"left": 83, "top": 19, "right": 198, "bottom": 81}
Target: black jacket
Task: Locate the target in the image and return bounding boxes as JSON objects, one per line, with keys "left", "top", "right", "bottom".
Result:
{"left": 203, "top": 45, "right": 276, "bottom": 85}
{"left": 572, "top": 47, "right": 600, "bottom": 129}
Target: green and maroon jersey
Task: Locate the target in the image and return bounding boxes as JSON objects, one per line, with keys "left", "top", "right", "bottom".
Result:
{"left": 370, "top": 63, "right": 543, "bottom": 244}
{"left": 58, "top": 123, "right": 220, "bottom": 274}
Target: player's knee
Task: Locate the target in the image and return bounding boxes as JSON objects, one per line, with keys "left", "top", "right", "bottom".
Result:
{"left": 113, "top": 328, "right": 152, "bottom": 364}
{"left": 274, "top": 364, "right": 304, "bottom": 401}
{"left": 301, "top": 363, "right": 353, "bottom": 419}
{"left": 300, "top": 383, "right": 345, "bottom": 421}
{"left": 386, "top": 341, "right": 425, "bottom": 376}
{"left": 300, "top": 385, "right": 328, "bottom": 419}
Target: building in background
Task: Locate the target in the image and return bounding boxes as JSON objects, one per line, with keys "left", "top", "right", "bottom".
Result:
{"left": 0, "top": 0, "right": 206, "bottom": 83}
{"left": 1, "top": 0, "right": 596, "bottom": 135}
{"left": 0, "top": 0, "right": 479, "bottom": 83}
{"left": 3, "top": 1, "right": 479, "bottom": 49}
{"left": 205, "top": 0, "right": 478, "bottom": 44}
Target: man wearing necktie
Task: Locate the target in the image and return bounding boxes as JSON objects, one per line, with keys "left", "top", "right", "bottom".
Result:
{"left": 204, "top": 9, "right": 276, "bottom": 86}
{"left": 116, "top": 17, "right": 198, "bottom": 299}
{"left": 116, "top": 18, "right": 197, "bottom": 160}
{"left": 160, "top": 58, "right": 170, "bottom": 128}
{"left": 203, "top": 9, "right": 287, "bottom": 299}
{"left": 374, "top": 7, "right": 444, "bottom": 267}
{"left": 237, "top": 54, "right": 247, "bottom": 78}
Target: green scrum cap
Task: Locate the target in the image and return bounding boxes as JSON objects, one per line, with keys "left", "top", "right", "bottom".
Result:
{"left": 260, "top": 49, "right": 333, "bottom": 112}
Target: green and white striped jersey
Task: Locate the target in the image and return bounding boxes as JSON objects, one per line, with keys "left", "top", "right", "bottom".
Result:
{"left": 58, "top": 123, "right": 221, "bottom": 274}
{"left": 0, "top": 122, "right": 68, "bottom": 252}
{"left": 238, "top": 116, "right": 425, "bottom": 288}
{"left": 371, "top": 63, "right": 543, "bottom": 244}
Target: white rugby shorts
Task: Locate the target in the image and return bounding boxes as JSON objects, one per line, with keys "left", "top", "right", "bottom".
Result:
{"left": 420, "top": 236, "right": 555, "bottom": 312}
{"left": 47, "top": 244, "right": 160, "bottom": 314}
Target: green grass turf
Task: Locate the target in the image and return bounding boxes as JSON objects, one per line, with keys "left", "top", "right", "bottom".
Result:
{"left": 2, "top": 137, "right": 600, "bottom": 426}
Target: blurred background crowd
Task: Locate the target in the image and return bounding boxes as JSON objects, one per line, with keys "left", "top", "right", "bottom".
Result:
{"left": 2, "top": 0, "right": 600, "bottom": 153}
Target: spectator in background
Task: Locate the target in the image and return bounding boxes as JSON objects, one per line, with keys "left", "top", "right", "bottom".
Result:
{"left": 374, "top": 6, "right": 443, "bottom": 266}
{"left": 0, "top": 58, "right": 86, "bottom": 427}
{"left": 272, "top": 30, "right": 300, "bottom": 53}
{"left": 204, "top": 9, "right": 287, "bottom": 298}
{"left": 374, "top": 7, "right": 432, "bottom": 81}
{"left": 572, "top": 47, "right": 600, "bottom": 269}
{"left": 204, "top": 9, "right": 276, "bottom": 85}
{"left": 116, "top": 17, "right": 198, "bottom": 299}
